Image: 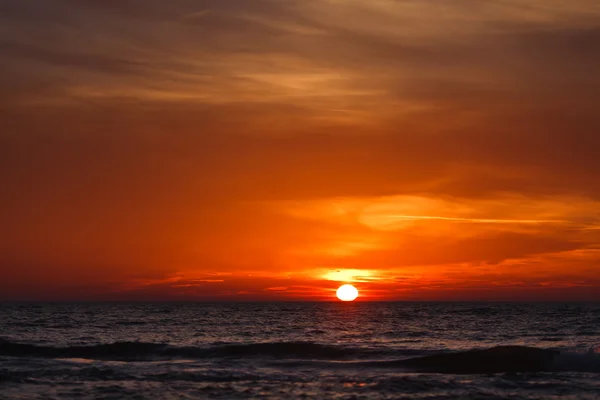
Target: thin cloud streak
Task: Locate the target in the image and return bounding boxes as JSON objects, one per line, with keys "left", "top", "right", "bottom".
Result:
{"left": 380, "top": 215, "right": 567, "bottom": 224}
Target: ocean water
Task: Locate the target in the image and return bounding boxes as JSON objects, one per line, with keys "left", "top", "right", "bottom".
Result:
{"left": 1, "top": 302, "right": 599, "bottom": 399}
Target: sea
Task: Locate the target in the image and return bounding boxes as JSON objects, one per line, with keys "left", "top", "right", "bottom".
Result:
{"left": 1, "top": 302, "right": 599, "bottom": 399}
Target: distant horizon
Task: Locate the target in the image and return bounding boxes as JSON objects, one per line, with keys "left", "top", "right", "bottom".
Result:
{"left": 3, "top": 297, "right": 600, "bottom": 303}
{"left": 3, "top": 300, "right": 600, "bottom": 303}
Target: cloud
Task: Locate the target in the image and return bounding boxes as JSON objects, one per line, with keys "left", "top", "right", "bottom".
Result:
{"left": 1, "top": 0, "right": 600, "bottom": 299}
{"left": 0, "top": 40, "right": 148, "bottom": 75}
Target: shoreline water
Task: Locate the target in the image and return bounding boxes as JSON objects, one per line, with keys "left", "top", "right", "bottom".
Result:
{"left": 1, "top": 302, "right": 599, "bottom": 399}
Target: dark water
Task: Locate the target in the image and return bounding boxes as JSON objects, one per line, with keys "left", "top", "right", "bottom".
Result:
{"left": 1, "top": 302, "right": 599, "bottom": 399}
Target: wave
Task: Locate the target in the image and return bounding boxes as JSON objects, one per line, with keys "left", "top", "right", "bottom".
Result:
{"left": 378, "top": 346, "right": 600, "bottom": 374}
{"left": 0, "top": 339, "right": 168, "bottom": 361}
{"left": 199, "top": 341, "right": 362, "bottom": 359}
{"left": 1, "top": 339, "right": 599, "bottom": 373}
{"left": 273, "top": 346, "right": 600, "bottom": 374}
{"left": 0, "top": 339, "right": 366, "bottom": 362}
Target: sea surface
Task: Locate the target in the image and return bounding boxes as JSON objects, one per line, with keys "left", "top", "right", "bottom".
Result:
{"left": 1, "top": 302, "right": 599, "bottom": 399}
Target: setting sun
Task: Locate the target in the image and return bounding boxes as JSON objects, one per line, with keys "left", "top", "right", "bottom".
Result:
{"left": 336, "top": 284, "right": 359, "bottom": 301}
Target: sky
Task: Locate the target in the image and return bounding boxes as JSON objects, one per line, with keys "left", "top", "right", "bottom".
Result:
{"left": 1, "top": 0, "right": 600, "bottom": 301}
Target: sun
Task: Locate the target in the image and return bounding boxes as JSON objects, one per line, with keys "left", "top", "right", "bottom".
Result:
{"left": 336, "top": 284, "right": 359, "bottom": 301}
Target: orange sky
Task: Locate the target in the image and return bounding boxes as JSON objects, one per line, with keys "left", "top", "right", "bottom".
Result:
{"left": 1, "top": 0, "right": 600, "bottom": 301}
